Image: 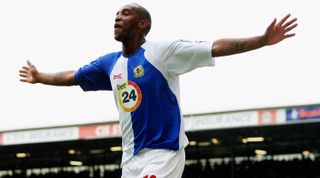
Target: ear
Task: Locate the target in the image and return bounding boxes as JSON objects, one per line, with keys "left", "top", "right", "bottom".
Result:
{"left": 138, "top": 19, "right": 149, "bottom": 31}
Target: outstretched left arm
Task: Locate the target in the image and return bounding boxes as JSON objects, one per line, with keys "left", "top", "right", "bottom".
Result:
{"left": 212, "top": 14, "right": 298, "bottom": 57}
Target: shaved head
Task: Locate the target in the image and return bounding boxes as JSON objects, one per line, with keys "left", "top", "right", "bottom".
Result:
{"left": 129, "top": 3, "right": 152, "bottom": 35}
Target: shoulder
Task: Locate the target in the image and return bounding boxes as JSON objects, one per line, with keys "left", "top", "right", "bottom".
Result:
{"left": 170, "top": 39, "right": 212, "bottom": 48}
{"left": 142, "top": 40, "right": 168, "bottom": 50}
{"left": 97, "top": 51, "right": 121, "bottom": 63}
{"left": 143, "top": 39, "right": 211, "bottom": 51}
{"left": 141, "top": 40, "right": 178, "bottom": 56}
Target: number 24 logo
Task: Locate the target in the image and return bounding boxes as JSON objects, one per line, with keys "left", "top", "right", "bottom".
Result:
{"left": 122, "top": 89, "right": 137, "bottom": 103}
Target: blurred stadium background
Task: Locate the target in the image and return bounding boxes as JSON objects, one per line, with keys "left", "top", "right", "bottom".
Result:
{"left": 1, "top": 0, "right": 319, "bottom": 177}
{"left": 0, "top": 104, "right": 319, "bottom": 178}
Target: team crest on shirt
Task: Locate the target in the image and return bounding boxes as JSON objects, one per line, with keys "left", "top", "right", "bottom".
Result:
{"left": 133, "top": 65, "right": 144, "bottom": 78}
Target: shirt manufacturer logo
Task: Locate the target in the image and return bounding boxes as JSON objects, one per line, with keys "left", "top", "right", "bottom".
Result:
{"left": 113, "top": 73, "right": 122, "bottom": 80}
{"left": 133, "top": 65, "right": 144, "bottom": 78}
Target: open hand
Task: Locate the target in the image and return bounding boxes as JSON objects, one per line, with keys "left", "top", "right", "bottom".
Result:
{"left": 19, "top": 60, "right": 39, "bottom": 84}
{"left": 264, "top": 14, "right": 298, "bottom": 46}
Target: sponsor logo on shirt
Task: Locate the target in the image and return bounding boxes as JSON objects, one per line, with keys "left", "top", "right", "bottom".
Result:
{"left": 133, "top": 65, "right": 144, "bottom": 78}
{"left": 117, "top": 81, "right": 142, "bottom": 112}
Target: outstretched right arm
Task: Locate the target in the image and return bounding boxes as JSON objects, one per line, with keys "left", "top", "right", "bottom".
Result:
{"left": 19, "top": 60, "right": 77, "bottom": 86}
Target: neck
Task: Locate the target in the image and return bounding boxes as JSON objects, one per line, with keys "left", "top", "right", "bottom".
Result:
{"left": 122, "top": 37, "right": 146, "bottom": 56}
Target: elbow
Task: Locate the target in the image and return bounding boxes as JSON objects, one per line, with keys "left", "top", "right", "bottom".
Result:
{"left": 211, "top": 40, "right": 226, "bottom": 57}
{"left": 66, "top": 71, "right": 78, "bottom": 86}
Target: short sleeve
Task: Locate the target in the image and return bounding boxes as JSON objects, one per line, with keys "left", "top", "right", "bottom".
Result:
{"left": 163, "top": 40, "right": 214, "bottom": 76}
{"left": 75, "top": 57, "right": 112, "bottom": 91}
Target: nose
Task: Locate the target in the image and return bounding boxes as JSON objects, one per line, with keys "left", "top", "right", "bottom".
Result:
{"left": 115, "top": 14, "right": 121, "bottom": 22}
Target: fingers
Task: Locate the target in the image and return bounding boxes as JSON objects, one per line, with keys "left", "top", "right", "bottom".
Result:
{"left": 19, "top": 68, "right": 29, "bottom": 81}
{"left": 19, "top": 66, "right": 30, "bottom": 74}
{"left": 19, "top": 71, "right": 29, "bottom": 83}
{"left": 284, "top": 23, "right": 298, "bottom": 33}
{"left": 19, "top": 69, "right": 28, "bottom": 74}
{"left": 19, "top": 63, "right": 30, "bottom": 82}
{"left": 278, "top": 14, "right": 291, "bottom": 26}
{"left": 19, "top": 73, "right": 28, "bottom": 78}
{"left": 283, "top": 18, "right": 297, "bottom": 29}
{"left": 285, "top": 33, "right": 296, "bottom": 38}
{"left": 27, "top": 60, "right": 37, "bottom": 70}
{"left": 19, "top": 60, "right": 36, "bottom": 83}
{"left": 20, "top": 78, "right": 29, "bottom": 83}
{"left": 22, "top": 66, "right": 29, "bottom": 70}
{"left": 267, "top": 18, "right": 277, "bottom": 31}
{"left": 27, "top": 60, "right": 32, "bottom": 67}
{"left": 277, "top": 14, "right": 298, "bottom": 33}
{"left": 274, "top": 14, "right": 297, "bottom": 38}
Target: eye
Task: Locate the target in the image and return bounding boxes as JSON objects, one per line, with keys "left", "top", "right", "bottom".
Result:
{"left": 123, "top": 9, "right": 131, "bottom": 16}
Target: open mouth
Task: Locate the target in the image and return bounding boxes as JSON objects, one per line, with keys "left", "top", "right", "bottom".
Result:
{"left": 114, "top": 24, "right": 122, "bottom": 29}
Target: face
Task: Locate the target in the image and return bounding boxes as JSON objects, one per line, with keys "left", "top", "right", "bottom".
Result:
{"left": 114, "top": 4, "right": 142, "bottom": 42}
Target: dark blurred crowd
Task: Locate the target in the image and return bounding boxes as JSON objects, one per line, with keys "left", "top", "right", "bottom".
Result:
{"left": 1, "top": 157, "right": 319, "bottom": 178}
{"left": 184, "top": 157, "right": 320, "bottom": 178}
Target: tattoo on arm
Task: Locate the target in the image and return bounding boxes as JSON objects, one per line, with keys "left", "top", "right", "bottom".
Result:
{"left": 213, "top": 36, "right": 267, "bottom": 57}
{"left": 229, "top": 41, "right": 246, "bottom": 52}
{"left": 229, "top": 36, "right": 266, "bottom": 53}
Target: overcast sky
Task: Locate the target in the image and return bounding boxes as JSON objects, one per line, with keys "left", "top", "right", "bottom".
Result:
{"left": 1, "top": 0, "right": 319, "bottom": 132}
